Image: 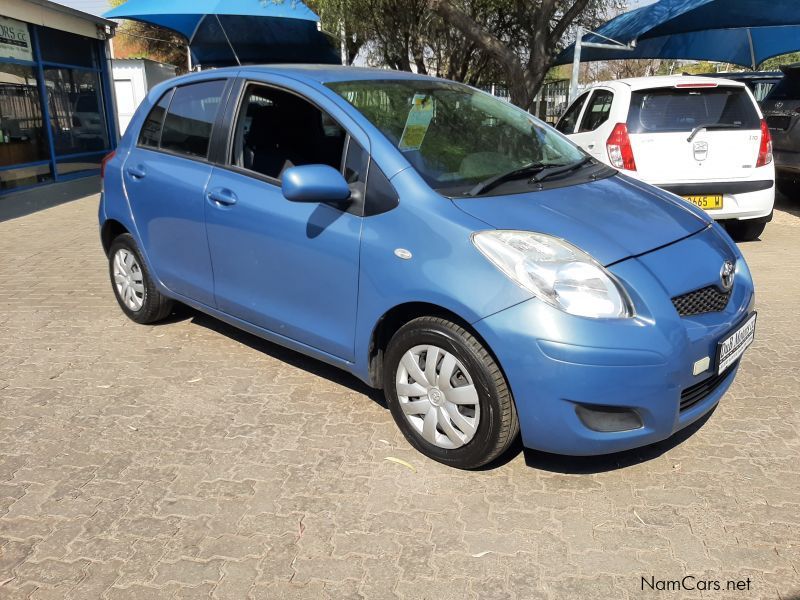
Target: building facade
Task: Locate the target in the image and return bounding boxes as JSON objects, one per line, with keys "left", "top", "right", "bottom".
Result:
{"left": 0, "top": 0, "right": 117, "bottom": 194}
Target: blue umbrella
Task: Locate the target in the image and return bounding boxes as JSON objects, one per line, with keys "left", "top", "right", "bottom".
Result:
{"left": 105, "top": 0, "right": 340, "bottom": 67}
{"left": 555, "top": 0, "right": 800, "bottom": 69}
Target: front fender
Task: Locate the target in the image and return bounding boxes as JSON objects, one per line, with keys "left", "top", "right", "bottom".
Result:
{"left": 351, "top": 169, "right": 531, "bottom": 383}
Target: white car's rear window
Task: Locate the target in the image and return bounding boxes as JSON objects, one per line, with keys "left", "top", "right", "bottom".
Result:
{"left": 627, "top": 86, "right": 760, "bottom": 134}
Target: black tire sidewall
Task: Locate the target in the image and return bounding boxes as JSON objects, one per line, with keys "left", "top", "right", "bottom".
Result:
{"left": 107, "top": 234, "right": 163, "bottom": 324}
{"left": 383, "top": 320, "right": 507, "bottom": 469}
{"left": 727, "top": 219, "right": 767, "bottom": 242}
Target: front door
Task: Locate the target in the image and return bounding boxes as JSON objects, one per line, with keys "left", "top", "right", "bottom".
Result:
{"left": 123, "top": 79, "right": 228, "bottom": 306}
{"left": 204, "top": 82, "right": 363, "bottom": 360}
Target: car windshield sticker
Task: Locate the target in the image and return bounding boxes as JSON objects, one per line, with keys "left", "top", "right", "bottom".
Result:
{"left": 399, "top": 94, "right": 434, "bottom": 151}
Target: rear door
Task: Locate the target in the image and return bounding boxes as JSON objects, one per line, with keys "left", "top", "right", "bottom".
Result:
{"left": 626, "top": 84, "right": 763, "bottom": 183}
{"left": 123, "top": 79, "right": 229, "bottom": 306}
{"left": 570, "top": 88, "right": 615, "bottom": 160}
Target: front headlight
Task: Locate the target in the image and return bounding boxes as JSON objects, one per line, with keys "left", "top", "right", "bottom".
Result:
{"left": 472, "top": 230, "right": 634, "bottom": 319}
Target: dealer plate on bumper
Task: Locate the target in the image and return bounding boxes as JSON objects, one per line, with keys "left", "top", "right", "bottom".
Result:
{"left": 717, "top": 313, "right": 757, "bottom": 375}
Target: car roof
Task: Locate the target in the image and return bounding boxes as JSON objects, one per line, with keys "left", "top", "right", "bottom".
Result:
{"left": 590, "top": 75, "right": 748, "bottom": 92}
{"left": 174, "top": 64, "right": 437, "bottom": 86}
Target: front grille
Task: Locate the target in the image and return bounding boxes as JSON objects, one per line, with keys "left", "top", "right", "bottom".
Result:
{"left": 680, "top": 362, "right": 737, "bottom": 412}
{"left": 672, "top": 286, "right": 731, "bottom": 317}
{"left": 766, "top": 115, "right": 792, "bottom": 131}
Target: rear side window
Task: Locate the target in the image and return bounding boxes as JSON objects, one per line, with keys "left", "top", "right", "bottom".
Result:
{"left": 627, "top": 86, "right": 760, "bottom": 133}
{"left": 160, "top": 80, "right": 226, "bottom": 158}
{"left": 138, "top": 89, "right": 173, "bottom": 148}
{"left": 766, "top": 75, "right": 800, "bottom": 100}
{"left": 579, "top": 90, "right": 613, "bottom": 132}
{"left": 556, "top": 92, "right": 589, "bottom": 134}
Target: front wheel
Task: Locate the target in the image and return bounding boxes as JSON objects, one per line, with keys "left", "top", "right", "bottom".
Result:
{"left": 383, "top": 317, "right": 518, "bottom": 469}
{"left": 108, "top": 233, "right": 173, "bottom": 324}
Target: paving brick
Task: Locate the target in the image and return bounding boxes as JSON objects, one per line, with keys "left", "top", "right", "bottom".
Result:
{"left": 0, "top": 190, "right": 798, "bottom": 598}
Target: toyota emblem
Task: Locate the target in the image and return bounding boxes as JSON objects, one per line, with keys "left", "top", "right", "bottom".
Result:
{"left": 720, "top": 260, "right": 735, "bottom": 292}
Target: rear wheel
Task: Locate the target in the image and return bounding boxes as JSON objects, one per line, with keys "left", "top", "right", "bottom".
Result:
{"left": 108, "top": 233, "right": 173, "bottom": 324}
{"left": 383, "top": 317, "right": 518, "bottom": 469}
{"left": 777, "top": 178, "right": 800, "bottom": 199}
{"left": 725, "top": 218, "right": 767, "bottom": 242}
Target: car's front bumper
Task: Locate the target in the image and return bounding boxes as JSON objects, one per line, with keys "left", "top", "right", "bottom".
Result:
{"left": 473, "top": 227, "right": 755, "bottom": 456}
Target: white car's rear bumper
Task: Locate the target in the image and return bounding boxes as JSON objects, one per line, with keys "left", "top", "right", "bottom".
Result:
{"left": 652, "top": 180, "right": 775, "bottom": 222}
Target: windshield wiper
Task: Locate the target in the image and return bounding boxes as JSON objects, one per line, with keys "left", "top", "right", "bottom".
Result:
{"left": 687, "top": 122, "right": 742, "bottom": 142}
{"left": 466, "top": 162, "right": 546, "bottom": 197}
{"left": 530, "top": 156, "right": 593, "bottom": 183}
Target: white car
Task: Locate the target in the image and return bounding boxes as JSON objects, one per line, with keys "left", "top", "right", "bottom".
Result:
{"left": 556, "top": 75, "right": 775, "bottom": 241}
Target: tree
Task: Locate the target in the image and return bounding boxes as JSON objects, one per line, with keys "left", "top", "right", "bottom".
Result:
{"left": 428, "top": 0, "right": 623, "bottom": 108}
{"left": 312, "top": 0, "right": 621, "bottom": 108}
{"left": 109, "top": 0, "right": 189, "bottom": 71}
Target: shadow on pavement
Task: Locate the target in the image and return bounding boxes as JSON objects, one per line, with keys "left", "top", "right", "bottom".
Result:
{"left": 178, "top": 306, "right": 387, "bottom": 409}
{"left": 0, "top": 177, "right": 101, "bottom": 223}
{"left": 520, "top": 409, "right": 716, "bottom": 474}
{"left": 774, "top": 189, "right": 800, "bottom": 218}
{"left": 165, "top": 306, "right": 720, "bottom": 474}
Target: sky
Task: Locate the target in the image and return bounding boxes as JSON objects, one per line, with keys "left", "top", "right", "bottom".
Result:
{"left": 51, "top": 0, "right": 111, "bottom": 17}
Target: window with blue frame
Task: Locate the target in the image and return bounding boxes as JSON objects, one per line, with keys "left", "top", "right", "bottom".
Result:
{"left": 0, "top": 21, "right": 114, "bottom": 193}
{"left": 0, "top": 62, "right": 52, "bottom": 190}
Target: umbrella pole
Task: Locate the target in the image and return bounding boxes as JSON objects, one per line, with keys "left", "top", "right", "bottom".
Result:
{"left": 215, "top": 14, "right": 242, "bottom": 66}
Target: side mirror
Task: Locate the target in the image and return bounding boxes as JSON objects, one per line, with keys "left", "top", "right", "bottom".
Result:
{"left": 282, "top": 165, "right": 351, "bottom": 204}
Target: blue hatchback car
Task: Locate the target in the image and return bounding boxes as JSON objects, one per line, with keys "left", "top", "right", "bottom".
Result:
{"left": 99, "top": 65, "right": 757, "bottom": 469}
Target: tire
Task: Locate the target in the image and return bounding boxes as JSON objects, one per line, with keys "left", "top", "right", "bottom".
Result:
{"left": 108, "top": 233, "right": 173, "bottom": 324}
{"left": 725, "top": 218, "right": 767, "bottom": 242}
{"left": 777, "top": 178, "right": 800, "bottom": 200}
{"left": 383, "top": 316, "right": 518, "bottom": 469}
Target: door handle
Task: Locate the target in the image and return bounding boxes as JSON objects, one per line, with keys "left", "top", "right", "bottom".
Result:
{"left": 207, "top": 189, "right": 238, "bottom": 206}
{"left": 587, "top": 143, "right": 596, "bottom": 150}
{"left": 126, "top": 165, "right": 147, "bottom": 179}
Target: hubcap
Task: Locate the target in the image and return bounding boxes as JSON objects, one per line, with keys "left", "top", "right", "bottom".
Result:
{"left": 395, "top": 345, "right": 480, "bottom": 449}
{"left": 113, "top": 248, "right": 145, "bottom": 312}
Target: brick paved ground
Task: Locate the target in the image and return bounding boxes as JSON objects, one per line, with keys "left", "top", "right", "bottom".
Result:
{"left": 0, "top": 183, "right": 798, "bottom": 599}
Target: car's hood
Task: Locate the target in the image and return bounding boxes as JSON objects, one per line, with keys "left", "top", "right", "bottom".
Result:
{"left": 453, "top": 174, "right": 709, "bottom": 266}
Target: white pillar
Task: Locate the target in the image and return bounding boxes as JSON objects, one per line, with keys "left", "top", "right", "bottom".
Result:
{"left": 570, "top": 26, "right": 584, "bottom": 103}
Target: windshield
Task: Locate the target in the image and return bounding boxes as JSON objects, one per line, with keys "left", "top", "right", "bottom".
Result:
{"left": 326, "top": 79, "right": 585, "bottom": 195}
{"left": 627, "top": 86, "right": 760, "bottom": 134}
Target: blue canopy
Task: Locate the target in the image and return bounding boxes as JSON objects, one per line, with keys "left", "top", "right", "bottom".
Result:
{"left": 555, "top": 0, "right": 800, "bottom": 69}
{"left": 105, "top": 0, "right": 339, "bottom": 67}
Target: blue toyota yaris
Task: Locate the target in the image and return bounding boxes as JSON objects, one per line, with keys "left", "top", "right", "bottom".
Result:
{"left": 99, "top": 65, "right": 757, "bottom": 469}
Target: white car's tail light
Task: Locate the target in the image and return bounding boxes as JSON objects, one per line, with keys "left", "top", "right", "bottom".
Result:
{"left": 756, "top": 119, "right": 773, "bottom": 167}
{"left": 606, "top": 123, "right": 637, "bottom": 171}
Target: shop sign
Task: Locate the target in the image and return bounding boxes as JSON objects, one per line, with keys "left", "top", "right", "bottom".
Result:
{"left": 0, "top": 16, "right": 33, "bottom": 62}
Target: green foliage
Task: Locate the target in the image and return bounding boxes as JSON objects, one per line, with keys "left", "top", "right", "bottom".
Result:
{"left": 760, "top": 52, "right": 800, "bottom": 71}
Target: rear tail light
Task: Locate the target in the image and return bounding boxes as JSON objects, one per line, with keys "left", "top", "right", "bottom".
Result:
{"left": 606, "top": 123, "right": 637, "bottom": 171}
{"left": 756, "top": 119, "right": 773, "bottom": 167}
{"left": 100, "top": 150, "right": 116, "bottom": 179}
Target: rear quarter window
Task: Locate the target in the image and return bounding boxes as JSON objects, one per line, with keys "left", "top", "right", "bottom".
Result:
{"left": 627, "top": 86, "right": 760, "bottom": 133}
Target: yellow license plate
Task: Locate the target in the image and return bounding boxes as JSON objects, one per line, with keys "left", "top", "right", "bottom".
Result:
{"left": 683, "top": 195, "right": 723, "bottom": 210}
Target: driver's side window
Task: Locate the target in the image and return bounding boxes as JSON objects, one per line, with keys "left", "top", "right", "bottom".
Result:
{"left": 231, "top": 84, "right": 347, "bottom": 180}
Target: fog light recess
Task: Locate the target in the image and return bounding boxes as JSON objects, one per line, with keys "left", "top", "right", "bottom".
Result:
{"left": 575, "top": 404, "right": 643, "bottom": 433}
